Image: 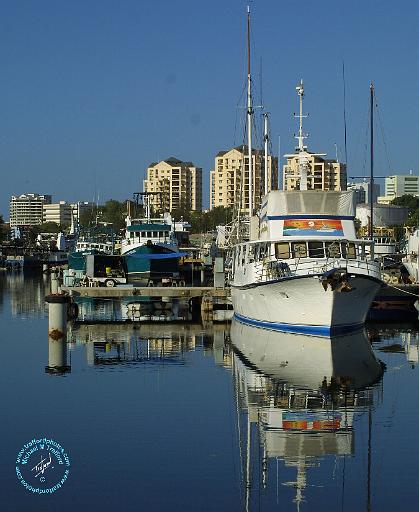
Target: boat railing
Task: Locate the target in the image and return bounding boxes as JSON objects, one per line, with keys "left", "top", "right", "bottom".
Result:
{"left": 254, "top": 255, "right": 380, "bottom": 283}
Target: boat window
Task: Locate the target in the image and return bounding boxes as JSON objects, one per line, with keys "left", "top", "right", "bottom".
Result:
{"left": 325, "top": 242, "right": 341, "bottom": 258}
{"left": 147, "top": 231, "right": 152, "bottom": 238}
{"left": 259, "top": 243, "right": 266, "bottom": 260}
{"left": 253, "top": 244, "right": 259, "bottom": 261}
{"left": 241, "top": 246, "right": 246, "bottom": 265}
{"left": 347, "top": 243, "right": 356, "bottom": 259}
{"left": 275, "top": 242, "right": 290, "bottom": 259}
{"left": 291, "top": 242, "right": 307, "bottom": 258}
{"left": 308, "top": 242, "right": 324, "bottom": 258}
{"left": 248, "top": 244, "right": 255, "bottom": 263}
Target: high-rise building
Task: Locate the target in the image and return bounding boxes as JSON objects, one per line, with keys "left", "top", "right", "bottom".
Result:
{"left": 283, "top": 153, "right": 346, "bottom": 191}
{"left": 385, "top": 173, "right": 419, "bottom": 198}
{"left": 9, "top": 193, "right": 52, "bottom": 227}
{"left": 143, "top": 157, "right": 202, "bottom": 212}
{"left": 209, "top": 146, "right": 278, "bottom": 211}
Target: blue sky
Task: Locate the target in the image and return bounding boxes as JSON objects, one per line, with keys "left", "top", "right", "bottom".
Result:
{"left": 1, "top": 0, "right": 418, "bottom": 217}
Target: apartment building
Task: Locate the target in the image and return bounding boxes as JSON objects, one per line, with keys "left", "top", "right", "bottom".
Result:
{"left": 143, "top": 157, "right": 202, "bottom": 212}
{"left": 210, "top": 146, "right": 278, "bottom": 212}
{"left": 9, "top": 193, "right": 52, "bottom": 227}
{"left": 283, "top": 152, "right": 346, "bottom": 191}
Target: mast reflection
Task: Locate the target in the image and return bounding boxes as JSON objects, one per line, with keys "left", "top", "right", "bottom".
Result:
{"left": 228, "top": 319, "right": 384, "bottom": 511}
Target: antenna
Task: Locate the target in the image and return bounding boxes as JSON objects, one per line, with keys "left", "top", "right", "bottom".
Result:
{"left": 294, "top": 79, "right": 308, "bottom": 152}
{"left": 294, "top": 80, "right": 309, "bottom": 190}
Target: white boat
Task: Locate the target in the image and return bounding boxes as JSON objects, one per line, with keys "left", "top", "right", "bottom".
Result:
{"left": 230, "top": 81, "right": 383, "bottom": 337}
{"left": 231, "top": 189, "right": 383, "bottom": 336}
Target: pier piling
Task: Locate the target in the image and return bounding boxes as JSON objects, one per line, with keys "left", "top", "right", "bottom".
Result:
{"left": 45, "top": 294, "right": 71, "bottom": 374}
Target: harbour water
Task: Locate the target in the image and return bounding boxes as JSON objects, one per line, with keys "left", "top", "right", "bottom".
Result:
{"left": 1, "top": 272, "right": 419, "bottom": 510}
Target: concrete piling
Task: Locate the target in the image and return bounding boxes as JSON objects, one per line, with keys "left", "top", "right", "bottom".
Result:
{"left": 50, "top": 270, "right": 59, "bottom": 294}
{"left": 45, "top": 294, "right": 71, "bottom": 374}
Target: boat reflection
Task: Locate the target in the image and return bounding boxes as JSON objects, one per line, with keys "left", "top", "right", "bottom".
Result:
{"left": 228, "top": 319, "right": 384, "bottom": 511}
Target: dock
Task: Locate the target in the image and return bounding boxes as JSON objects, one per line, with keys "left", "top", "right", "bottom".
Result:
{"left": 59, "top": 285, "right": 232, "bottom": 323}
{"left": 61, "top": 285, "right": 229, "bottom": 299}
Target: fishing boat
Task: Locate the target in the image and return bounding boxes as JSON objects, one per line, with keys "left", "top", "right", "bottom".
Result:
{"left": 230, "top": 78, "right": 383, "bottom": 336}
{"left": 120, "top": 193, "right": 184, "bottom": 283}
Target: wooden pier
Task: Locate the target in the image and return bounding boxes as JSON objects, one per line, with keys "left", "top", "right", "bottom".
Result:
{"left": 60, "top": 285, "right": 232, "bottom": 323}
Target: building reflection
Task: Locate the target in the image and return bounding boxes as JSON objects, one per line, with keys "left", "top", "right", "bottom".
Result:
{"left": 227, "top": 320, "right": 385, "bottom": 511}
{"left": 369, "top": 322, "right": 419, "bottom": 367}
{"left": 68, "top": 323, "right": 228, "bottom": 366}
{"left": 0, "top": 271, "right": 49, "bottom": 318}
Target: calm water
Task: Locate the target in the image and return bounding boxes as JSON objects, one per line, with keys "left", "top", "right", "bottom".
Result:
{"left": 1, "top": 272, "right": 419, "bottom": 511}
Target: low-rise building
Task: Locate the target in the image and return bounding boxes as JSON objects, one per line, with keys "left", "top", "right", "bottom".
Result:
{"left": 347, "top": 181, "right": 380, "bottom": 205}
{"left": 385, "top": 173, "right": 419, "bottom": 198}
{"left": 43, "top": 201, "right": 72, "bottom": 226}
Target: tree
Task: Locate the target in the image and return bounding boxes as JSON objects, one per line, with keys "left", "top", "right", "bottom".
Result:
{"left": 39, "top": 222, "right": 60, "bottom": 233}
{"left": 392, "top": 195, "right": 419, "bottom": 227}
{"left": 0, "top": 215, "right": 7, "bottom": 242}
{"left": 102, "top": 200, "right": 127, "bottom": 231}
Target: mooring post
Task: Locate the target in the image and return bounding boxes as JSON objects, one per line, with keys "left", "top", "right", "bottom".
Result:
{"left": 172, "top": 298, "right": 180, "bottom": 319}
{"left": 214, "top": 257, "right": 225, "bottom": 288}
{"left": 50, "top": 270, "right": 59, "bottom": 294}
{"left": 45, "top": 294, "right": 71, "bottom": 374}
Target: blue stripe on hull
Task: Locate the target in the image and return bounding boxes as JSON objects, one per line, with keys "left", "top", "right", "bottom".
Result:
{"left": 267, "top": 214, "right": 354, "bottom": 221}
{"left": 234, "top": 312, "right": 364, "bottom": 337}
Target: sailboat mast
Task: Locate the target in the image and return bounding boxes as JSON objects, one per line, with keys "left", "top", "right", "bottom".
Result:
{"left": 247, "top": 5, "right": 253, "bottom": 217}
{"left": 369, "top": 83, "right": 374, "bottom": 239}
{"left": 264, "top": 112, "right": 269, "bottom": 196}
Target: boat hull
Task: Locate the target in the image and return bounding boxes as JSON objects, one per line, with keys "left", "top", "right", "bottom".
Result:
{"left": 123, "top": 244, "right": 180, "bottom": 283}
{"left": 231, "top": 273, "right": 382, "bottom": 337}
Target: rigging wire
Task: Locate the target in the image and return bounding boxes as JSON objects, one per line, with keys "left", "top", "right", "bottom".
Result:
{"left": 342, "top": 61, "right": 348, "bottom": 167}
{"left": 373, "top": 89, "right": 393, "bottom": 174}
{"left": 361, "top": 98, "right": 372, "bottom": 179}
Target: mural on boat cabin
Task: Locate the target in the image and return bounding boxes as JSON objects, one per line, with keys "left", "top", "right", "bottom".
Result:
{"left": 283, "top": 219, "right": 344, "bottom": 237}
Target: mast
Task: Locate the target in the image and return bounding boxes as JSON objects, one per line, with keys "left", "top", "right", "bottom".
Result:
{"left": 247, "top": 5, "right": 254, "bottom": 216}
{"left": 369, "top": 83, "right": 374, "bottom": 239}
{"left": 295, "top": 80, "right": 308, "bottom": 190}
{"left": 264, "top": 112, "right": 269, "bottom": 196}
